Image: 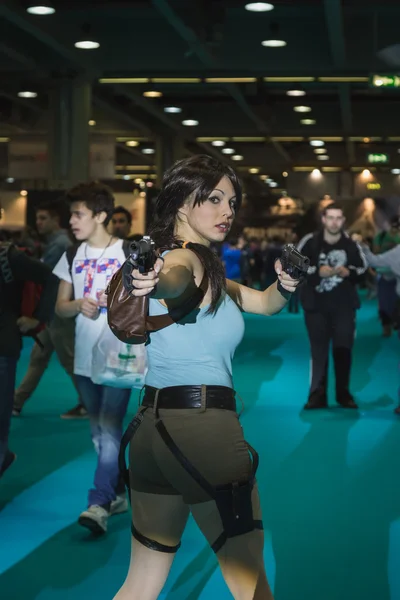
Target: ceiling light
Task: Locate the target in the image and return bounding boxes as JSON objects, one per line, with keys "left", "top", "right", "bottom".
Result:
{"left": 222, "top": 148, "right": 235, "bottom": 154}
{"left": 301, "top": 119, "right": 316, "bottom": 125}
{"left": 18, "top": 91, "right": 37, "bottom": 98}
{"left": 232, "top": 155, "right": 244, "bottom": 161}
{"left": 317, "top": 155, "right": 329, "bottom": 160}
{"left": 245, "top": 2, "right": 274, "bottom": 12}
{"left": 123, "top": 175, "right": 131, "bottom": 180}
{"left": 249, "top": 168, "right": 260, "bottom": 174}
{"left": 311, "top": 168, "right": 322, "bottom": 176}
{"left": 27, "top": 3, "right": 55, "bottom": 15}
{"left": 282, "top": 171, "right": 288, "bottom": 177}
{"left": 287, "top": 90, "right": 305, "bottom": 97}
{"left": 6, "top": 177, "right": 15, "bottom": 183}
{"left": 391, "top": 169, "right": 400, "bottom": 174}
{"left": 126, "top": 140, "right": 139, "bottom": 147}
{"left": 182, "top": 119, "right": 199, "bottom": 126}
{"left": 164, "top": 106, "right": 182, "bottom": 113}
{"left": 269, "top": 182, "right": 278, "bottom": 187}
{"left": 143, "top": 90, "right": 162, "bottom": 98}
{"left": 314, "top": 148, "right": 327, "bottom": 154}
{"left": 310, "top": 140, "right": 324, "bottom": 147}
{"left": 211, "top": 140, "right": 226, "bottom": 147}
{"left": 362, "top": 169, "right": 371, "bottom": 177}
{"left": 20, "top": 190, "right": 28, "bottom": 197}
{"left": 88, "top": 120, "right": 96, "bottom": 126}
{"left": 75, "top": 26, "right": 100, "bottom": 50}
{"left": 294, "top": 106, "right": 311, "bottom": 113}
{"left": 261, "top": 39, "right": 287, "bottom": 48}
{"left": 142, "top": 148, "right": 155, "bottom": 154}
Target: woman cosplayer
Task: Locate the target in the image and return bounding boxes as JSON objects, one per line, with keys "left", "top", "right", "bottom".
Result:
{"left": 113, "top": 155, "right": 300, "bottom": 600}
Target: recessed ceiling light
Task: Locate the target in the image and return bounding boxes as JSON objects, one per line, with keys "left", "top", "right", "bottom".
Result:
{"left": 222, "top": 148, "right": 235, "bottom": 154}
{"left": 20, "top": 190, "right": 28, "bottom": 196}
{"left": 211, "top": 140, "right": 226, "bottom": 147}
{"left": 27, "top": 4, "right": 55, "bottom": 15}
{"left": 126, "top": 140, "right": 139, "bottom": 147}
{"left": 282, "top": 171, "right": 288, "bottom": 177}
{"left": 142, "top": 148, "right": 155, "bottom": 154}
{"left": 294, "top": 105, "right": 311, "bottom": 113}
{"left": 6, "top": 177, "right": 15, "bottom": 183}
{"left": 182, "top": 119, "right": 199, "bottom": 126}
{"left": 88, "top": 120, "right": 96, "bottom": 126}
{"left": 317, "top": 155, "right": 329, "bottom": 160}
{"left": 74, "top": 40, "right": 100, "bottom": 50}
{"left": 269, "top": 182, "right": 278, "bottom": 187}
{"left": 314, "top": 148, "right": 327, "bottom": 154}
{"left": 310, "top": 140, "right": 324, "bottom": 147}
{"left": 249, "top": 168, "right": 260, "bottom": 174}
{"left": 301, "top": 119, "right": 316, "bottom": 125}
{"left": 287, "top": 90, "right": 305, "bottom": 97}
{"left": 392, "top": 169, "right": 400, "bottom": 174}
{"left": 232, "top": 155, "right": 244, "bottom": 161}
{"left": 164, "top": 106, "right": 182, "bottom": 113}
{"left": 18, "top": 91, "right": 37, "bottom": 98}
{"left": 261, "top": 39, "right": 287, "bottom": 48}
{"left": 143, "top": 90, "right": 162, "bottom": 98}
{"left": 245, "top": 2, "right": 274, "bottom": 12}
{"left": 123, "top": 175, "right": 131, "bottom": 180}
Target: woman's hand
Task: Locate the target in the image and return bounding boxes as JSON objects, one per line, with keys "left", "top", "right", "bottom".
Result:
{"left": 128, "top": 257, "right": 164, "bottom": 297}
{"left": 274, "top": 259, "right": 300, "bottom": 293}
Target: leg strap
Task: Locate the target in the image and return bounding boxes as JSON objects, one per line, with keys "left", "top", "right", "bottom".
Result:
{"left": 131, "top": 524, "right": 181, "bottom": 554}
{"left": 156, "top": 420, "right": 263, "bottom": 553}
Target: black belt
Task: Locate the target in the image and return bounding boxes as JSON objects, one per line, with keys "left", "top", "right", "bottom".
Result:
{"left": 142, "top": 385, "right": 236, "bottom": 411}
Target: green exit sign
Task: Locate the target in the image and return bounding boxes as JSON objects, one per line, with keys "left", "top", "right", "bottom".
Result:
{"left": 370, "top": 74, "right": 400, "bottom": 88}
{"left": 368, "top": 153, "right": 389, "bottom": 164}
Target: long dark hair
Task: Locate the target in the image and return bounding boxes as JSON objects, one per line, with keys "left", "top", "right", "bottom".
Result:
{"left": 149, "top": 155, "right": 242, "bottom": 314}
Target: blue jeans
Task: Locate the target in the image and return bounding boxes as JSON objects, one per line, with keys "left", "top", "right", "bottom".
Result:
{"left": 75, "top": 375, "right": 131, "bottom": 507}
{"left": 0, "top": 356, "right": 17, "bottom": 471}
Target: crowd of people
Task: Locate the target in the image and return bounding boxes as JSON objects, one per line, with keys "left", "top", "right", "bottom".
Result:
{"left": 1, "top": 156, "right": 400, "bottom": 599}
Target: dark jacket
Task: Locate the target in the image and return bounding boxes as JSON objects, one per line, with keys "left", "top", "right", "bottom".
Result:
{"left": 297, "top": 231, "right": 368, "bottom": 312}
{"left": 0, "top": 243, "right": 59, "bottom": 358}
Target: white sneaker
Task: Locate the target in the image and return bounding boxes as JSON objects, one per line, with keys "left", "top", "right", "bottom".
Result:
{"left": 110, "top": 494, "right": 128, "bottom": 516}
{"left": 78, "top": 505, "right": 109, "bottom": 535}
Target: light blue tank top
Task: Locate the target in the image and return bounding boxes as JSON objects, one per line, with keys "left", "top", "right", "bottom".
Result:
{"left": 145, "top": 292, "right": 245, "bottom": 389}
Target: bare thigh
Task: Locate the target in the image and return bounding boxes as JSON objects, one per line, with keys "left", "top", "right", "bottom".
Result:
{"left": 191, "top": 484, "right": 274, "bottom": 600}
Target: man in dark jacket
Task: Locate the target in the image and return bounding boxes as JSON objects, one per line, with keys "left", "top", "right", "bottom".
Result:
{"left": 0, "top": 242, "right": 58, "bottom": 477}
{"left": 297, "top": 203, "right": 368, "bottom": 410}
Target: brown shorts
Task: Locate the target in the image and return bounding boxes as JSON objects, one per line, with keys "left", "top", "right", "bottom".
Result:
{"left": 129, "top": 405, "right": 254, "bottom": 504}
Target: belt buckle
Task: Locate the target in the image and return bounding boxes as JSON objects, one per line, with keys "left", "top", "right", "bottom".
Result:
{"left": 199, "top": 384, "right": 207, "bottom": 413}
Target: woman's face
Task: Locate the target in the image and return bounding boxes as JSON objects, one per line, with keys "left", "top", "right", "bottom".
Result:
{"left": 178, "top": 176, "right": 238, "bottom": 245}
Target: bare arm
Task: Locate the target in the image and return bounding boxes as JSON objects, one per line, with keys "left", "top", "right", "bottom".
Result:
{"left": 226, "top": 259, "right": 300, "bottom": 316}
{"left": 55, "top": 280, "right": 82, "bottom": 318}
{"left": 129, "top": 249, "right": 200, "bottom": 300}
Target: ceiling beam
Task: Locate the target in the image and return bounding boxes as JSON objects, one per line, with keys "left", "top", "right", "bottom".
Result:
{"left": 152, "top": 0, "right": 290, "bottom": 163}
{"left": 323, "top": 0, "right": 355, "bottom": 164}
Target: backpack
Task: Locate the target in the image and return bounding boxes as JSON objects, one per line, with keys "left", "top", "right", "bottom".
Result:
{"left": 106, "top": 241, "right": 208, "bottom": 345}
{"left": 0, "top": 242, "right": 45, "bottom": 343}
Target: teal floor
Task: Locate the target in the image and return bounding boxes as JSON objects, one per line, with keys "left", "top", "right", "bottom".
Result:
{"left": 1, "top": 298, "right": 400, "bottom": 600}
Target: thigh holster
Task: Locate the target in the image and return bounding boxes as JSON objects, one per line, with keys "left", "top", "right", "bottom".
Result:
{"left": 155, "top": 420, "right": 263, "bottom": 553}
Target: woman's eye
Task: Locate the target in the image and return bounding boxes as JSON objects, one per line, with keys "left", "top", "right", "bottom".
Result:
{"left": 229, "top": 200, "right": 237, "bottom": 211}
{"left": 209, "top": 196, "right": 221, "bottom": 204}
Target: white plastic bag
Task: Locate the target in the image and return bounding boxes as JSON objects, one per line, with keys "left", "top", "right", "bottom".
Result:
{"left": 91, "top": 322, "right": 147, "bottom": 389}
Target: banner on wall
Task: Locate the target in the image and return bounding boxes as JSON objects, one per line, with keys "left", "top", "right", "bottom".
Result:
{"left": 8, "top": 140, "right": 48, "bottom": 179}
{"left": 89, "top": 137, "right": 115, "bottom": 180}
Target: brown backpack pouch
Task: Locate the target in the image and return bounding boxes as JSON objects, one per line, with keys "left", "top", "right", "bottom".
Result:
{"left": 106, "top": 245, "right": 208, "bottom": 345}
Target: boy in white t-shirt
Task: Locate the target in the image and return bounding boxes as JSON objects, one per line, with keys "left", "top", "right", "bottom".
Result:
{"left": 53, "top": 182, "right": 132, "bottom": 535}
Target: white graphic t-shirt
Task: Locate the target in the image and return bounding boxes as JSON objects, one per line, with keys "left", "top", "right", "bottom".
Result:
{"left": 53, "top": 239, "right": 126, "bottom": 377}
